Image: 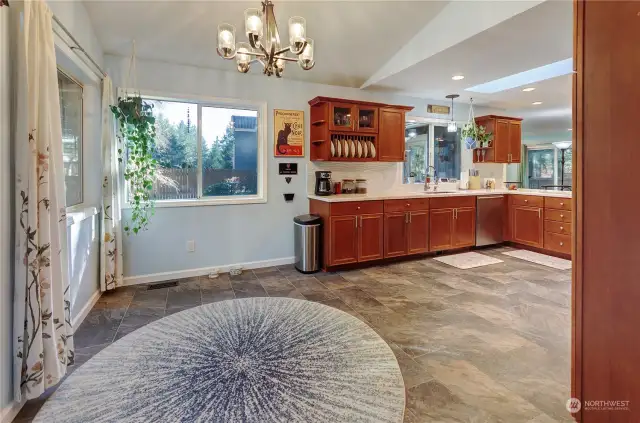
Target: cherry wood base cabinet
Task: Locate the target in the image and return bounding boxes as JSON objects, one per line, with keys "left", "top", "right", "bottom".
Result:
{"left": 505, "top": 195, "right": 571, "bottom": 259}
{"left": 428, "top": 196, "right": 476, "bottom": 252}
{"left": 383, "top": 199, "right": 430, "bottom": 258}
{"left": 308, "top": 97, "right": 413, "bottom": 162}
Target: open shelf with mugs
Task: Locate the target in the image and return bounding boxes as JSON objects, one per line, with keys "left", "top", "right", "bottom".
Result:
{"left": 309, "top": 96, "right": 412, "bottom": 162}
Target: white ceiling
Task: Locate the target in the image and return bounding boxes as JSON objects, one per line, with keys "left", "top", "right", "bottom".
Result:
{"left": 83, "top": 0, "right": 573, "bottom": 137}
{"left": 83, "top": 0, "right": 447, "bottom": 88}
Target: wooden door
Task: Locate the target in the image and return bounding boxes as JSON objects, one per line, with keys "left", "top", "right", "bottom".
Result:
{"left": 512, "top": 206, "right": 543, "bottom": 247}
{"left": 429, "top": 209, "right": 454, "bottom": 251}
{"left": 453, "top": 207, "right": 476, "bottom": 247}
{"left": 356, "top": 106, "right": 379, "bottom": 133}
{"left": 378, "top": 108, "right": 405, "bottom": 161}
{"left": 384, "top": 212, "right": 407, "bottom": 258}
{"left": 329, "top": 102, "right": 356, "bottom": 131}
{"left": 508, "top": 121, "right": 522, "bottom": 163}
{"left": 329, "top": 215, "right": 358, "bottom": 265}
{"left": 408, "top": 211, "right": 430, "bottom": 254}
{"left": 358, "top": 214, "right": 384, "bottom": 262}
{"left": 494, "top": 119, "right": 510, "bottom": 163}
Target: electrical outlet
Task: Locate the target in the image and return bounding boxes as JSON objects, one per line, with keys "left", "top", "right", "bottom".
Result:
{"left": 186, "top": 240, "right": 196, "bottom": 252}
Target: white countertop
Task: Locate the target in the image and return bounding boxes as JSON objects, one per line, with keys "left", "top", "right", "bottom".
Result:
{"left": 308, "top": 188, "right": 571, "bottom": 202}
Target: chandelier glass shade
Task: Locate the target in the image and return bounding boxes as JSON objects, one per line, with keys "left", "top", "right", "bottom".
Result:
{"left": 217, "top": 0, "right": 315, "bottom": 77}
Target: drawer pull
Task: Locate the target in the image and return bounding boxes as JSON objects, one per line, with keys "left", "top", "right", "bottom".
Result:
{"left": 560, "top": 214, "right": 564, "bottom": 218}
{"left": 406, "top": 203, "right": 410, "bottom": 207}
{"left": 560, "top": 242, "right": 564, "bottom": 246}
{"left": 524, "top": 199, "right": 528, "bottom": 203}
{"left": 560, "top": 226, "right": 564, "bottom": 231}
{"left": 560, "top": 202, "right": 565, "bottom": 206}
{"left": 357, "top": 206, "right": 361, "bottom": 210}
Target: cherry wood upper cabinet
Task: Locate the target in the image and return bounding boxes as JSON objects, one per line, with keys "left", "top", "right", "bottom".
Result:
{"left": 378, "top": 108, "right": 406, "bottom": 161}
{"left": 384, "top": 212, "right": 408, "bottom": 258}
{"left": 308, "top": 97, "right": 412, "bottom": 162}
{"left": 358, "top": 214, "right": 384, "bottom": 262}
{"left": 329, "top": 215, "right": 358, "bottom": 266}
{"left": 508, "top": 121, "right": 522, "bottom": 163}
{"left": 408, "top": 211, "right": 430, "bottom": 254}
{"left": 429, "top": 209, "right": 454, "bottom": 251}
{"left": 511, "top": 206, "right": 543, "bottom": 247}
{"left": 453, "top": 207, "right": 476, "bottom": 248}
{"left": 473, "top": 115, "right": 523, "bottom": 164}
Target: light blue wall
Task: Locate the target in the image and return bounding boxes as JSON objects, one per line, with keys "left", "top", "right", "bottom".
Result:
{"left": 105, "top": 55, "right": 497, "bottom": 278}
{"left": 1, "top": 8, "right": 14, "bottom": 420}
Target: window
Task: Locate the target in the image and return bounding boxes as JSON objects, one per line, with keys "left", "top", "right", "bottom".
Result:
{"left": 525, "top": 144, "right": 572, "bottom": 190}
{"left": 404, "top": 119, "right": 461, "bottom": 183}
{"left": 129, "top": 93, "right": 266, "bottom": 206}
{"left": 58, "top": 69, "right": 83, "bottom": 207}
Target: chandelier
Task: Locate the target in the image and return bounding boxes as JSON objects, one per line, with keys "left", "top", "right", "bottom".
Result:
{"left": 217, "top": 0, "right": 315, "bottom": 77}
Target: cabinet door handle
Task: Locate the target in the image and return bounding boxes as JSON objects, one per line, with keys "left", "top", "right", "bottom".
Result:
{"left": 360, "top": 216, "right": 363, "bottom": 227}
{"left": 355, "top": 217, "right": 358, "bottom": 229}
{"left": 409, "top": 213, "right": 412, "bottom": 223}
{"left": 538, "top": 209, "right": 541, "bottom": 218}
{"left": 405, "top": 213, "right": 409, "bottom": 224}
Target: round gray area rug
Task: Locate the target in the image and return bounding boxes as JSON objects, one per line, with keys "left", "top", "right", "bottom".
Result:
{"left": 35, "top": 298, "right": 405, "bottom": 423}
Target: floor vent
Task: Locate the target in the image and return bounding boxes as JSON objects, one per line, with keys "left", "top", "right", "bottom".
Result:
{"left": 147, "top": 281, "right": 178, "bottom": 290}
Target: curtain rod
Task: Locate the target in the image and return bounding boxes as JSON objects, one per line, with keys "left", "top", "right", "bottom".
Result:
{"left": 51, "top": 14, "right": 107, "bottom": 78}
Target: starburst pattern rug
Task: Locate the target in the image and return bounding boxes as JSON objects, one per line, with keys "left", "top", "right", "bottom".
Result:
{"left": 34, "top": 298, "right": 405, "bottom": 423}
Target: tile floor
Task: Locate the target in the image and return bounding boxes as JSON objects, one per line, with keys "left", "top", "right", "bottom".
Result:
{"left": 15, "top": 246, "right": 572, "bottom": 423}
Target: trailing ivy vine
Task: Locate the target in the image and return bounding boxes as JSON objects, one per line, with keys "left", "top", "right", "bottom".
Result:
{"left": 111, "top": 96, "right": 157, "bottom": 234}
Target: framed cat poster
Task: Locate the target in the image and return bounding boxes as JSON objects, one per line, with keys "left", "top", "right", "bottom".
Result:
{"left": 274, "top": 109, "right": 304, "bottom": 157}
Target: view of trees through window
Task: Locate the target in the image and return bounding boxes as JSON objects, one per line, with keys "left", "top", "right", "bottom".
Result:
{"left": 143, "top": 99, "right": 258, "bottom": 200}
{"left": 403, "top": 122, "right": 461, "bottom": 183}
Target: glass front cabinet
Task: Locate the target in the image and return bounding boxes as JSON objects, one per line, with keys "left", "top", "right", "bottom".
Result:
{"left": 329, "top": 102, "right": 356, "bottom": 131}
{"left": 356, "top": 106, "right": 378, "bottom": 133}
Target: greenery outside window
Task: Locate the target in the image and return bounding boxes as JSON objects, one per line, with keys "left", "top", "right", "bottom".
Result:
{"left": 525, "top": 144, "right": 572, "bottom": 190}
{"left": 122, "top": 91, "right": 267, "bottom": 207}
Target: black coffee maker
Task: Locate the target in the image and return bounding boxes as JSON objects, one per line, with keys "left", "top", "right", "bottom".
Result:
{"left": 314, "top": 171, "right": 333, "bottom": 196}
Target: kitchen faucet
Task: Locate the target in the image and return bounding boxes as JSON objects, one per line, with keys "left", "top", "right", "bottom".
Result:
{"left": 424, "top": 166, "right": 438, "bottom": 191}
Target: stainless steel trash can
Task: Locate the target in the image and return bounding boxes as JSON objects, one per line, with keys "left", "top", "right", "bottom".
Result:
{"left": 294, "top": 214, "right": 322, "bottom": 273}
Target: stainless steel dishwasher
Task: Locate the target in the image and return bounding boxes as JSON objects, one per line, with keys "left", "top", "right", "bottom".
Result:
{"left": 476, "top": 195, "right": 505, "bottom": 246}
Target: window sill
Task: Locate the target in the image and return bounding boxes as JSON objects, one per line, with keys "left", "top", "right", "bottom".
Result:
{"left": 122, "top": 196, "right": 267, "bottom": 209}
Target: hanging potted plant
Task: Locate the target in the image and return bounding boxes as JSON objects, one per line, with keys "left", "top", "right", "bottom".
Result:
{"left": 111, "top": 96, "right": 158, "bottom": 234}
{"left": 462, "top": 123, "right": 493, "bottom": 148}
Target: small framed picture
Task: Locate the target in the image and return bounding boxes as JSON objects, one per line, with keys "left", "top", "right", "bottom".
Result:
{"left": 274, "top": 109, "right": 304, "bottom": 157}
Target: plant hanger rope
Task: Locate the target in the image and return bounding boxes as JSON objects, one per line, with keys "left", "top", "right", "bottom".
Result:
{"left": 111, "top": 40, "right": 158, "bottom": 235}
{"left": 125, "top": 40, "right": 140, "bottom": 98}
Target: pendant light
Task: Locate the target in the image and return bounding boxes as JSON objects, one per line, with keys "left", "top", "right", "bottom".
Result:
{"left": 446, "top": 94, "right": 459, "bottom": 132}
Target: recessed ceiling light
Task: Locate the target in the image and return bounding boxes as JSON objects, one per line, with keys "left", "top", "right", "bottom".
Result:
{"left": 532, "top": 101, "right": 543, "bottom": 105}
{"left": 522, "top": 87, "right": 536, "bottom": 92}
{"left": 452, "top": 75, "right": 465, "bottom": 81}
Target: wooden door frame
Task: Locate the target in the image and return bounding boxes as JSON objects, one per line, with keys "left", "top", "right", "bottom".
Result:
{"left": 571, "top": 0, "right": 584, "bottom": 420}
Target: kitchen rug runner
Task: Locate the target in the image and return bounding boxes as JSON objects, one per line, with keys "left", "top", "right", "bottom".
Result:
{"left": 503, "top": 250, "right": 571, "bottom": 270}
{"left": 34, "top": 298, "right": 405, "bottom": 423}
{"left": 434, "top": 251, "right": 504, "bottom": 269}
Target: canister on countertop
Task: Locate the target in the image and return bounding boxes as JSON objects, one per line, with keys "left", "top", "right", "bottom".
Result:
{"left": 355, "top": 179, "right": 368, "bottom": 194}
{"left": 342, "top": 179, "right": 355, "bottom": 194}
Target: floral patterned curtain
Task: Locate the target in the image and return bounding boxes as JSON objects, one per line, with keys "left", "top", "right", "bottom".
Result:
{"left": 13, "top": 0, "right": 74, "bottom": 401}
{"left": 100, "top": 76, "right": 124, "bottom": 291}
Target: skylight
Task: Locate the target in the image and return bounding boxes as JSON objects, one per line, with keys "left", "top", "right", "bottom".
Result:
{"left": 465, "top": 58, "right": 573, "bottom": 94}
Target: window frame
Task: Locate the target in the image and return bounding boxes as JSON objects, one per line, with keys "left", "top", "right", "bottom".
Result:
{"left": 117, "top": 89, "right": 268, "bottom": 208}
{"left": 403, "top": 116, "right": 458, "bottom": 184}
{"left": 524, "top": 143, "right": 573, "bottom": 189}
{"left": 57, "top": 66, "right": 85, "bottom": 210}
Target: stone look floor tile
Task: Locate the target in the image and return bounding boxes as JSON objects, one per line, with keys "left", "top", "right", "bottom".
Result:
{"left": 17, "top": 247, "right": 571, "bottom": 423}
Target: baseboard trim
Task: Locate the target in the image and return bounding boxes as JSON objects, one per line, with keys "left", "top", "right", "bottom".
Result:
{"left": 122, "top": 257, "right": 296, "bottom": 286}
{"left": 71, "top": 289, "right": 101, "bottom": 329}
{"left": 1, "top": 399, "right": 26, "bottom": 423}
